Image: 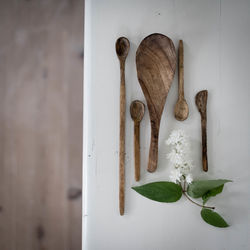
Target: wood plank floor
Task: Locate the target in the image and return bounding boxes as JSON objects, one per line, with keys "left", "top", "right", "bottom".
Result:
{"left": 0, "top": 0, "right": 83, "bottom": 249}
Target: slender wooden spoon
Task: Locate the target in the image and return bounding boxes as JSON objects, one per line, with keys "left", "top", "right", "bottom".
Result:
{"left": 195, "top": 90, "right": 208, "bottom": 172}
{"left": 136, "top": 33, "right": 177, "bottom": 173}
{"left": 174, "top": 40, "right": 189, "bottom": 121}
{"left": 130, "top": 100, "right": 145, "bottom": 181}
{"left": 115, "top": 37, "right": 130, "bottom": 215}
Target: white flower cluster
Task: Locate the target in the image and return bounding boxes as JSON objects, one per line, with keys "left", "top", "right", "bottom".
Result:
{"left": 166, "top": 130, "right": 193, "bottom": 184}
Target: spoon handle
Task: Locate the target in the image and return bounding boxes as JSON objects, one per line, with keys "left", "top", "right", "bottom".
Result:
{"left": 178, "top": 40, "right": 184, "bottom": 98}
{"left": 134, "top": 122, "right": 140, "bottom": 181}
{"left": 119, "top": 60, "right": 125, "bottom": 215}
{"left": 201, "top": 113, "right": 208, "bottom": 172}
{"left": 147, "top": 124, "right": 159, "bottom": 173}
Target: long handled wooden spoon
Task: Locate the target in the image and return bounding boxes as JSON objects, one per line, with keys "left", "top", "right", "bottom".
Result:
{"left": 174, "top": 40, "right": 189, "bottom": 121}
{"left": 115, "top": 37, "right": 130, "bottom": 215}
{"left": 136, "top": 33, "right": 177, "bottom": 172}
{"left": 130, "top": 100, "right": 145, "bottom": 181}
{"left": 195, "top": 90, "right": 208, "bottom": 172}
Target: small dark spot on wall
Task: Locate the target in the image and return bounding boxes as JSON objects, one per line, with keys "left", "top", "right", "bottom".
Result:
{"left": 68, "top": 187, "right": 82, "bottom": 200}
{"left": 79, "top": 50, "right": 84, "bottom": 60}
{"left": 0, "top": 206, "right": 3, "bottom": 212}
{"left": 36, "top": 225, "right": 45, "bottom": 240}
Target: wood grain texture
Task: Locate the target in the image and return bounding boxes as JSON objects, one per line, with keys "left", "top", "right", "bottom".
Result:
{"left": 195, "top": 90, "right": 208, "bottom": 172}
{"left": 115, "top": 37, "right": 130, "bottom": 215}
{"left": 136, "top": 33, "right": 177, "bottom": 172}
{"left": 0, "top": 0, "right": 83, "bottom": 249}
{"left": 119, "top": 69, "right": 125, "bottom": 215}
{"left": 130, "top": 100, "right": 145, "bottom": 181}
{"left": 174, "top": 40, "right": 189, "bottom": 121}
{"left": 134, "top": 123, "right": 140, "bottom": 181}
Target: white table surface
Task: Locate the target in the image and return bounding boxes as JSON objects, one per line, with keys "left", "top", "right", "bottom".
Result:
{"left": 83, "top": 0, "right": 250, "bottom": 249}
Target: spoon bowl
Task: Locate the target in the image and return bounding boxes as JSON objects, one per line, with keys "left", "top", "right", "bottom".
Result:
{"left": 174, "top": 98, "right": 189, "bottom": 121}
{"left": 116, "top": 37, "right": 130, "bottom": 60}
{"left": 130, "top": 100, "right": 145, "bottom": 123}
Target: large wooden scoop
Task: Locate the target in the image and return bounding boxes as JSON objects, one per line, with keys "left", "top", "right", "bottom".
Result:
{"left": 136, "top": 33, "right": 177, "bottom": 172}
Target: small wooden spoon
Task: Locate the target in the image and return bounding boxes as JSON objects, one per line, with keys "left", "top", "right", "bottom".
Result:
{"left": 136, "top": 33, "right": 177, "bottom": 172}
{"left": 115, "top": 37, "right": 130, "bottom": 215}
{"left": 130, "top": 100, "right": 145, "bottom": 181}
{"left": 174, "top": 40, "right": 189, "bottom": 121}
{"left": 195, "top": 90, "right": 208, "bottom": 172}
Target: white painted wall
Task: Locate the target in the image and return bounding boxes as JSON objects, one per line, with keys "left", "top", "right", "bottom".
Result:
{"left": 83, "top": 0, "right": 250, "bottom": 249}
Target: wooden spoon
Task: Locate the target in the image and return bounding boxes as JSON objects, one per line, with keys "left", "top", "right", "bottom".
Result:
{"left": 115, "top": 37, "right": 130, "bottom": 215}
{"left": 195, "top": 90, "right": 208, "bottom": 172}
{"left": 130, "top": 100, "right": 145, "bottom": 181}
{"left": 136, "top": 33, "right": 177, "bottom": 173}
{"left": 174, "top": 40, "right": 189, "bottom": 121}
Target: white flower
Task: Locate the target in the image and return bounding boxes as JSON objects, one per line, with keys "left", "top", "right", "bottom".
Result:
{"left": 186, "top": 174, "right": 193, "bottom": 184}
{"left": 166, "top": 130, "right": 194, "bottom": 184}
{"left": 169, "top": 168, "right": 182, "bottom": 183}
{"left": 167, "top": 150, "right": 183, "bottom": 165}
{"left": 175, "top": 144, "right": 184, "bottom": 154}
{"left": 179, "top": 159, "right": 193, "bottom": 174}
{"left": 166, "top": 129, "right": 186, "bottom": 145}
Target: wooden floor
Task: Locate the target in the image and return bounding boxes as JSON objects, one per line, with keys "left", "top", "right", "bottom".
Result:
{"left": 0, "top": 0, "right": 83, "bottom": 249}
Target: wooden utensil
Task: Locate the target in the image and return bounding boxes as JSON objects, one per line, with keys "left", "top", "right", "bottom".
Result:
{"left": 130, "top": 100, "right": 145, "bottom": 181}
{"left": 195, "top": 90, "right": 208, "bottom": 172}
{"left": 174, "top": 40, "right": 189, "bottom": 121}
{"left": 136, "top": 33, "right": 177, "bottom": 173}
{"left": 115, "top": 37, "right": 130, "bottom": 215}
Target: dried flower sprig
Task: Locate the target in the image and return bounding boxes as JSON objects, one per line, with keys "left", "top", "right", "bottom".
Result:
{"left": 166, "top": 130, "right": 193, "bottom": 184}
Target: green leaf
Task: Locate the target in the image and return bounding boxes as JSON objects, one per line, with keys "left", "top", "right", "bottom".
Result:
{"left": 201, "top": 209, "right": 229, "bottom": 228}
{"left": 132, "top": 182, "right": 182, "bottom": 203}
{"left": 187, "top": 179, "right": 232, "bottom": 198}
{"left": 202, "top": 185, "right": 224, "bottom": 204}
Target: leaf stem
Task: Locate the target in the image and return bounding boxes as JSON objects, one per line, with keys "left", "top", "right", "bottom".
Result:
{"left": 182, "top": 191, "right": 215, "bottom": 209}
